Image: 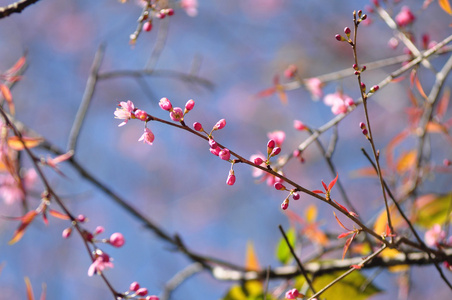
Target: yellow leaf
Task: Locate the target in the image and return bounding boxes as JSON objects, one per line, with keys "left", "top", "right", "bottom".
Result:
{"left": 245, "top": 241, "right": 260, "bottom": 271}
{"left": 7, "top": 136, "right": 43, "bottom": 150}
{"left": 396, "top": 150, "right": 417, "bottom": 173}
{"left": 305, "top": 204, "right": 317, "bottom": 223}
{"left": 373, "top": 205, "right": 405, "bottom": 236}
{"left": 381, "top": 248, "right": 409, "bottom": 272}
{"left": 439, "top": 0, "right": 452, "bottom": 15}
{"left": 414, "top": 193, "right": 452, "bottom": 228}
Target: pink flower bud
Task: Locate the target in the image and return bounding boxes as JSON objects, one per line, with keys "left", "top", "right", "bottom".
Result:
{"left": 214, "top": 119, "right": 226, "bottom": 130}
{"left": 156, "top": 12, "right": 166, "bottom": 19}
{"left": 274, "top": 182, "right": 286, "bottom": 190}
{"left": 170, "top": 107, "right": 184, "bottom": 122}
{"left": 335, "top": 34, "right": 344, "bottom": 41}
{"left": 294, "top": 120, "right": 306, "bottom": 131}
{"left": 146, "top": 296, "right": 160, "bottom": 300}
{"left": 284, "top": 64, "right": 298, "bottom": 79}
{"left": 254, "top": 157, "right": 264, "bottom": 165}
{"left": 370, "top": 85, "right": 379, "bottom": 92}
{"left": 167, "top": 8, "right": 174, "bottom": 16}
{"left": 271, "top": 147, "right": 281, "bottom": 157}
{"left": 267, "top": 139, "right": 275, "bottom": 149}
{"left": 226, "top": 170, "right": 236, "bottom": 186}
{"left": 136, "top": 287, "right": 148, "bottom": 296}
{"left": 143, "top": 21, "right": 152, "bottom": 32}
{"left": 443, "top": 159, "right": 451, "bottom": 166}
{"left": 135, "top": 109, "right": 148, "bottom": 121}
{"left": 219, "top": 148, "right": 231, "bottom": 161}
{"left": 285, "top": 288, "right": 300, "bottom": 299}
{"left": 185, "top": 99, "right": 195, "bottom": 111}
{"left": 193, "top": 122, "right": 203, "bottom": 131}
{"left": 209, "top": 139, "right": 218, "bottom": 149}
{"left": 362, "top": 128, "right": 368, "bottom": 136}
{"left": 62, "top": 227, "right": 72, "bottom": 239}
{"left": 110, "top": 232, "right": 125, "bottom": 248}
{"left": 292, "top": 193, "right": 300, "bottom": 200}
{"left": 210, "top": 147, "right": 220, "bottom": 156}
{"left": 159, "top": 97, "right": 172, "bottom": 111}
{"left": 77, "top": 214, "right": 86, "bottom": 222}
{"left": 129, "top": 282, "right": 140, "bottom": 292}
{"left": 281, "top": 199, "right": 289, "bottom": 210}
{"left": 94, "top": 226, "right": 105, "bottom": 235}
{"left": 344, "top": 27, "right": 351, "bottom": 35}
{"left": 359, "top": 122, "right": 366, "bottom": 129}
{"left": 395, "top": 6, "right": 415, "bottom": 27}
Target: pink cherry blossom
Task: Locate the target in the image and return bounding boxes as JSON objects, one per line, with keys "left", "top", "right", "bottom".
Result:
{"left": 305, "top": 78, "right": 324, "bottom": 100}
{"left": 129, "top": 282, "right": 140, "bottom": 291}
{"left": 284, "top": 64, "right": 298, "bottom": 79}
{"left": 210, "top": 147, "right": 220, "bottom": 156}
{"left": 136, "top": 288, "right": 148, "bottom": 296}
{"left": 395, "top": 6, "right": 415, "bottom": 27}
{"left": 226, "top": 170, "right": 236, "bottom": 185}
{"left": 138, "top": 128, "right": 155, "bottom": 145}
{"left": 0, "top": 168, "right": 37, "bottom": 205}
{"left": 87, "top": 250, "right": 114, "bottom": 276}
{"left": 146, "top": 296, "right": 159, "bottom": 300}
{"left": 193, "top": 122, "right": 203, "bottom": 131}
{"left": 425, "top": 224, "right": 446, "bottom": 247}
{"left": 135, "top": 109, "right": 148, "bottom": 121}
{"left": 214, "top": 119, "right": 226, "bottom": 130}
{"left": 94, "top": 226, "right": 104, "bottom": 235}
{"left": 170, "top": 107, "right": 184, "bottom": 122}
{"left": 181, "top": 0, "right": 198, "bottom": 17}
{"left": 110, "top": 232, "right": 125, "bottom": 247}
{"left": 185, "top": 99, "right": 195, "bottom": 111}
{"left": 294, "top": 120, "right": 307, "bottom": 131}
{"left": 323, "top": 92, "right": 354, "bottom": 115}
{"left": 62, "top": 227, "right": 72, "bottom": 239}
{"left": 114, "top": 100, "right": 135, "bottom": 126}
{"left": 267, "top": 131, "right": 285, "bottom": 147}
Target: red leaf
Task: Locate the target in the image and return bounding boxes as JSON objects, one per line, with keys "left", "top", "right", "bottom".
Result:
{"left": 40, "top": 283, "right": 46, "bottom": 300}
{"left": 312, "top": 190, "right": 325, "bottom": 194}
{"left": 5, "top": 56, "right": 26, "bottom": 76}
{"left": 436, "top": 89, "right": 450, "bottom": 120}
{"left": 254, "top": 87, "right": 277, "bottom": 99}
{"left": 333, "top": 199, "right": 349, "bottom": 214}
{"left": 333, "top": 212, "right": 350, "bottom": 231}
{"left": 351, "top": 264, "right": 362, "bottom": 269}
{"left": 338, "top": 231, "right": 354, "bottom": 239}
{"left": 342, "top": 232, "right": 357, "bottom": 260}
{"left": 328, "top": 173, "right": 339, "bottom": 191}
{"left": 48, "top": 209, "right": 70, "bottom": 220}
{"left": 321, "top": 181, "right": 328, "bottom": 191}
{"left": 8, "top": 210, "right": 38, "bottom": 245}
{"left": 0, "top": 84, "right": 12, "bottom": 102}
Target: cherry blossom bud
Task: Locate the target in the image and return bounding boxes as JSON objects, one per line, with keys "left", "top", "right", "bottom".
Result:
{"left": 360, "top": 82, "right": 366, "bottom": 92}
{"left": 62, "top": 227, "right": 72, "bottom": 239}
{"left": 352, "top": 64, "right": 358, "bottom": 70}
{"left": 361, "top": 65, "right": 366, "bottom": 71}
{"left": 281, "top": 198, "right": 289, "bottom": 210}
{"left": 226, "top": 170, "right": 236, "bottom": 186}
{"left": 135, "top": 109, "right": 148, "bottom": 121}
{"left": 292, "top": 193, "right": 300, "bottom": 200}
{"left": 214, "top": 119, "right": 226, "bottom": 130}
{"left": 359, "top": 122, "right": 366, "bottom": 129}
{"left": 94, "top": 226, "right": 105, "bottom": 235}
{"left": 143, "top": 21, "right": 152, "bottom": 32}
{"left": 219, "top": 148, "right": 231, "bottom": 161}
{"left": 361, "top": 14, "right": 367, "bottom": 21}
{"left": 444, "top": 159, "right": 451, "bottom": 166}
{"left": 294, "top": 120, "right": 306, "bottom": 131}
{"left": 110, "top": 232, "right": 125, "bottom": 248}
{"left": 395, "top": 6, "right": 415, "bottom": 27}
{"left": 270, "top": 147, "right": 281, "bottom": 157}
{"left": 170, "top": 107, "right": 184, "bottom": 122}
{"left": 209, "top": 139, "right": 218, "bottom": 149}
{"left": 335, "top": 34, "right": 344, "bottom": 41}
{"left": 344, "top": 27, "right": 351, "bottom": 35}
{"left": 130, "top": 282, "right": 140, "bottom": 292}
{"left": 136, "top": 287, "right": 148, "bottom": 296}
{"left": 274, "top": 182, "right": 286, "bottom": 190}
{"left": 185, "top": 99, "right": 195, "bottom": 111}
{"left": 369, "top": 85, "right": 379, "bottom": 93}
{"left": 159, "top": 98, "right": 172, "bottom": 111}
{"left": 267, "top": 139, "right": 275, "bottom": 149}
{"left": 254, "top": 157, "right": 264, "bottom": 165}
{"left": 193, "top": 122, "right": 203, "bottom": 131}
{"left": 138, "top": 128, "right": 155, "bottom": 145}
{"left": 362, "top": 128, "right": 368, "bottom": 136}
{"left": 146, "top": 296, "right": 160, "bottom": 300}
{"left": 167, "top": 8, "right": 174, "bottom": 16}
{"left": 77, "top": 214, "right": 86, "bottom": 222}
{"left": 285, "top": 289, "right": 301, "bottom": 299}
{"left": 156, "top": 12, "right": 166, "bottom": 19}
{"left": 210, "top": 147, "right": 220, "bottom": 156}
{"left": 388, "top": 37, "right": 399, "bottom": 49}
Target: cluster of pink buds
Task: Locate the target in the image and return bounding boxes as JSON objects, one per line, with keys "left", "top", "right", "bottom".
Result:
{"left": 359, "top": 122, "right": 369, "bottom": 139}
{"left": 352, "top": 63, "right": 366, "bottom": 76}
{"left": 275, "top": 182, "right": 300, "bottom": 210}
{"left": 114, "top": 100, "right": 155, "bottom": 146}
{"left": 125, "top": 281, "right": 159, "bottom": 300}
{"left": 159, "top": 97, "right": 195, "bottom": 123}
{"left": 285, "top": 288, "right": 305, "bottom": 299}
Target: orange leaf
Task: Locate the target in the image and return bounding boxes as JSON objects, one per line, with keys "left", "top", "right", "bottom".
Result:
{"left": 333, "top": 199, "right": 349, "bottom": 214}
{"left": 413, "top": 72, "right": 429, "bottom": 100}
{"left": 254, "top": 87, "right": 276, "bottom": 99}
{"left": 349, "top": 166, "right": 379, "bottom": 178}
{"left": 9, "top": 210, "right": 38, "bottom": 245}
{"left": 338, "top": 231, "right": 354, "bottom": 239}
{"left": 342, "top": 234, "right": 356, "bottom": 260}
{"left": 48, "top": 209, "right": 70, "bottom": 220}
{"left": 333, "top": 212, "right": 350, "bottom": 231}
{"left": 426, "top": 121, "right": 448, "bottom": 133}
{"left": 245, "top": 241, "right": 260, "bottom": 271}
{"left": 277, "top": 86, "right": 288, "bottom": 105}
{"left": 0, "top": 84, "right": 12, "bottom": 102}
{"left": 396, "top": 150, "right": 417, "bottom": 173}
{"left": 40, "top": 283, "right": 47, "bottom": 300}
{"left": 436, "top": 88, "right": 450, "bottom": 120}
{"left": 25, "top": 277, "right": 35, "bottom": 300}
{"left": 386, "top": 130, "right": 410, "bottom": 170}
{"left": 439, "top": 0, "right": 452, "bottom": 14}
{"left": 6, "top": 55, "right": 26, "bottom": 76}
{"left": 7, "top": 136, "right": 43, "bottom": 150}
{"left": 305, "top": 204, "right": 317, "bottom": 223}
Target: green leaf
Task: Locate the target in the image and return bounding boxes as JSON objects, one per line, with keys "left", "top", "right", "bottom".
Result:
{"left": 222, "top": 284, "right": 275, "bottom": 300}
{"left": 415, "top": 193, "right": 452, "bottom": 228}
{"left": 307, "top": 271, "right": 382, "bottom": 300}
{"left": 275, "top": 227, "right": 296, "bottom": 265}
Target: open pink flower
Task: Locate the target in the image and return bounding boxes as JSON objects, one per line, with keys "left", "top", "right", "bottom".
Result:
{"left": 0, "top": 168, "right": 37, "bottom": 205}
{"left": 395, "top": 6, "right": 415, "bottom": 27}
{"left": 138, "top": 128, "right": 155, "bottom": 145}
{"left": 285, "top": 288, "right": 302, "bottom": 299}
{"left": 305, "top": 78, "right": 324, "bottom": 100}
{"left": 87, "top": 250, "right": 114, "bottom": 276}
{"left": 114, "top": 100, "right": 135, "bottom": 126}
{"left": 425, "top": 224, "right": 446, "bottom": 247}
{"left": 323, "top": 92, "right": 354, "bottom": 115}
{"left": 170, "top": 107, "right": 184, "bottom": 122}
{"left": 181, "top": 0, "right": 198, "bottom": 17}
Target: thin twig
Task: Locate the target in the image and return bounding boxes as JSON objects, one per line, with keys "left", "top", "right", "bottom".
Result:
{"left": 160, "top": 263, "right": 203, "bottom": 300}
{"left": 0, "top": 0, "right": 40, "bottom": 19}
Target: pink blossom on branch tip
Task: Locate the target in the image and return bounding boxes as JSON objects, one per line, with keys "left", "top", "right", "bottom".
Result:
{"left": 226, "top": 170, "right": 236, "bottom": 185}
{"left": 159, "top": 97, "right": 172, "bottom": 111}
{"left": 110, "top": 232, "right": 125, "bottom": 247}
{"left": 285, "top": 288, "right": 301, "bottom": 299}
{"left": 219, "top": 148, "right": 231, "bottom": 161}
{"left": 170, "top": 107, "right": 184, "bottom": 122}
{"left": 323, "top": 92, "right": 354, "bottom": 115}
{"left": 114, "top": 100, "right": 135, "bottom": 126}
{"left": 213, "top": 119, "right": 226, "bottom": 130}
{"left": 395, "top": 6, "right": 415, "bottom": 27}
{"left": 138, "top": 128, "right": 155, "bottom": 145}
{"left": 425, "top": 224, "right": 446, "bottom": 247}
{"left": 87, "top": 250, "right": 114, "bottom": 276}
{"left": 305, "top": 78, "right": 324, "bottom": 100}
{"left": 267, "top": 130, "right": 285, "bottom": 146}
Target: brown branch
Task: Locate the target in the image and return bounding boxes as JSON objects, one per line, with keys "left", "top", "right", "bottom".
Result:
{"left": 0, "top": 0, "right": 40, "bottom": 19}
